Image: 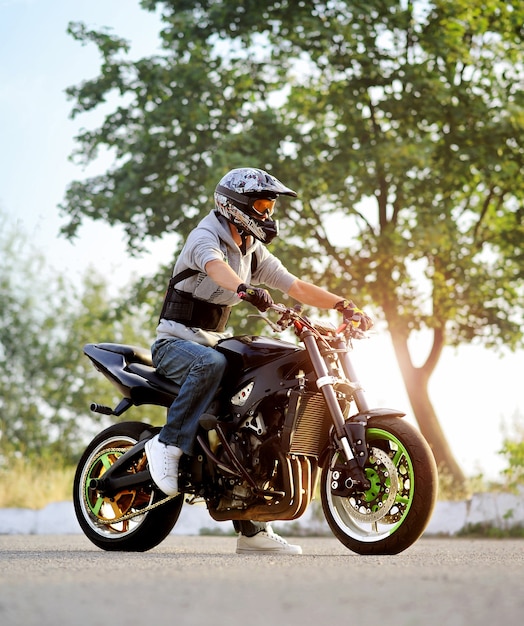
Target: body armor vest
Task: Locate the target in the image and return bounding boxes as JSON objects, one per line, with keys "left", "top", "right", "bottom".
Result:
{"left": 159, "top": 268, "right": 232, "bottom": 332}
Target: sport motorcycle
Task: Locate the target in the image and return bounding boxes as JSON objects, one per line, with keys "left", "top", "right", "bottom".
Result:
{"left": 73, "top": 303, "right": 438, "bottom": 554}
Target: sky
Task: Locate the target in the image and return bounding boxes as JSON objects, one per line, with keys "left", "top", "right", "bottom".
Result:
{"left": 0, "top": 0, "right": 175, "bottom": 285}
{"left": 1, "top": 0, "right": 522, "bottom": 482}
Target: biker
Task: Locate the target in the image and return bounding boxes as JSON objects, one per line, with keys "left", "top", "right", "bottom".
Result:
{"left": 145, "top": 167, "right": 373, "bottom": 554}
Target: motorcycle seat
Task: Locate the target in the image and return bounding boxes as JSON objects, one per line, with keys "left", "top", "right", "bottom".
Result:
{"left": 96, "top": 343, "right": 154, "bottom": 366}
{"left": 127, "top": 362, "right": 181, "bottom": 396}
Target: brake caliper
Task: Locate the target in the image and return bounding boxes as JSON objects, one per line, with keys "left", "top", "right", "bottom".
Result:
{"left": 330, "top": 458, "right": 371, "bottom": 496}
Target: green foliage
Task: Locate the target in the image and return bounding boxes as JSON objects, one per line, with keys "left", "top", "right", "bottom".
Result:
{"left": 58, "top": 0, "right": 524, "bottom": 484}
{"left": 0, "top": 217, "right": 69, "bottom": 461}
{"left": 61, "top": 0, "right": 523, "bottom": 353}
{"left": 0, "top": 213, "right": 164, "bottom": 465}
{"left": 457, "top": 522, "right": 524, "bottom": 539}
{"left": 499, "top": 410, "right": 524, "bottom": 492}
{"left": 501, "top": 440, "right": 524, "bottom": 488}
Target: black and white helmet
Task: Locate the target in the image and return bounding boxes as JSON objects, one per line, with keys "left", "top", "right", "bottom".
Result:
{"left": 214, "top": 167, "right": 297, "bottom": 244}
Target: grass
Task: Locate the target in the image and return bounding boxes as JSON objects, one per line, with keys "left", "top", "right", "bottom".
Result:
{"left": 0, "top": 458, "right": 75, "bottom": 509}
{"left": 2, "top": 462, "right": 523, "bottom": 539}
{"left": 456, "top": 522, "right": 524, "bottom": 538}
{"left": 0, "top": 459, "right": 518, "bottom": 513}
{"left": 0, "top": 462, "right": 508, "bottom": 509}
{"left": 435, "top": 468, "right": 506, "bottom": 501}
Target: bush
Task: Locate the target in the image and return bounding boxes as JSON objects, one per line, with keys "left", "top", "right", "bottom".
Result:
{"left": 499, "top": 410, "right": 524, "bottom": 492}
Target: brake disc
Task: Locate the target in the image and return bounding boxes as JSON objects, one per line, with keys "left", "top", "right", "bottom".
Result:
{"left": 338, "top": 447, "right": 399, "bottom": 523}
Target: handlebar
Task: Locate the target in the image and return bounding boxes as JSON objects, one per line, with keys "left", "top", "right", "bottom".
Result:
{"left": 263, "top": 302, "right": 368, "bottom": 341}
{"left": 237, "top": 292, "right": 370, "bottom": 340}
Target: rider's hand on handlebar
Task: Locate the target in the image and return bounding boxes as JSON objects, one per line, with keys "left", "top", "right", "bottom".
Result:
{"left": 237, "top": 284, "right": 274, "bottom": 312}
{"left": 334, "top": 299, "right": 374, "bottom": 331}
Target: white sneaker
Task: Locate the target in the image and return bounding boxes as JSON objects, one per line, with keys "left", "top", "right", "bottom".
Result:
{"left": 145, "top": 434, "right": 183, "bottom": 496}
{"left": 236, "top": 529, "right": 302, "bottom": 555}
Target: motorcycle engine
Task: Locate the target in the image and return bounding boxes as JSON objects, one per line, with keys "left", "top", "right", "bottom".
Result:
{"left": 214, "top": 407, "right": 284, "bottom": 512}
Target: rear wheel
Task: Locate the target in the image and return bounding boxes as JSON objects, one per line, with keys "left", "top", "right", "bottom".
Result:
{"left": 73, "top": 421, "right": 183, "bottom": 551}
{"left": 321, "top": 416, "right": 438, "bottom": 555}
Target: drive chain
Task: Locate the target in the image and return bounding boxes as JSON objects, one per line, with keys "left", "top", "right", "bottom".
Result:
{"left": 84, "top": 446, "right": 177, "bottom": 526}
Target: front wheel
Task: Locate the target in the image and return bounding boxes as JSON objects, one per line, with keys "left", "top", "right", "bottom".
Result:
{"left": 321, "top": 416, "right": 438, "bottom": 555}
{"left": 73, "top": 421, "right": 184, "bottom": 552}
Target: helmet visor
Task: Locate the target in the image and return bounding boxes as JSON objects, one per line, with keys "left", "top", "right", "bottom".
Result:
{"left": 251, "top": 198, "right": 276, "bottom": 218}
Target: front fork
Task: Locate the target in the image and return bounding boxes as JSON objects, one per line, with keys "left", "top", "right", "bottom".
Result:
{"left": 303, "top": 332, "right": 406, "bottom": 493}
{"left": 302, "top": 331, "right": 371, "bottom": 490}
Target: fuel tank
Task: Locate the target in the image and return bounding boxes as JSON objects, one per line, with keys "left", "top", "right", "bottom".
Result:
{"left": 216, "top": 335, "right": 303, "bottom": 371}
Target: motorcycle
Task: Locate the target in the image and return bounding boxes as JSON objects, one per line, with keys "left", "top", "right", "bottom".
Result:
{"left": 73, "top": 303, "right": 438, "bottom": 554}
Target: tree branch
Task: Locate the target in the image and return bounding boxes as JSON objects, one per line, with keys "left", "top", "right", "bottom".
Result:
{"left": 473, "top": 185, "right": 495, "bottom": 240}
{"left": 367, "top": 96, "right": 389, "bottom": 229}
{"left": 421, "top": 326, "right": 446, "bottom": 380}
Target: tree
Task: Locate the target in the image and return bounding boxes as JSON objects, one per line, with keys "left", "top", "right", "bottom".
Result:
{"left": 60, "top": 0, "right": 524, "bottom": 490}
{"left": 0, "top": 213, "right": 163, "bottom": 464}
{"left": 40, "top": 272, "right": 165, "bottom": 461}
{"left": 0, "top": 216, "right": 59, "bottom": 460}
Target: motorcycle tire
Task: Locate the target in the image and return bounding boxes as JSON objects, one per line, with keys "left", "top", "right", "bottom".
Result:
{"left": 321, "top": 415, "right": 438, "bottom": 555}
{"left": 73, "top": 421, "right": 184, "bottom": 552}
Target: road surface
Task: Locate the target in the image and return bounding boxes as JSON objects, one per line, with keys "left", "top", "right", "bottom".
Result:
{"left": 0, "top": 535, "right": 522, "bottom": 626}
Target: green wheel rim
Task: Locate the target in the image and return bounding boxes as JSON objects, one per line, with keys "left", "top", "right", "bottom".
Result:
{"left": 326, "top": 426, "right": 417, "bottom": 541}
{"left": 365, "top": 427, "right": 416, "bottom": 530}
{"left": 84, "top": 449, "right": 128, "bottom": 518}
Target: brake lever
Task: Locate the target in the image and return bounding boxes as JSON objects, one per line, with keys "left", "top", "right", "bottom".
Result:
{"left": 246, "top": 314, "right": 282, "bottom": 332}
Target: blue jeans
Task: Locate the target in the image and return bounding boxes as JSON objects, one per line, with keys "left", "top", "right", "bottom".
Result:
{"left": 151, "top": 336, "right": 269, "bottom": 537}
{"left": 152, "top": 337, "right": 228, "bottom": 455}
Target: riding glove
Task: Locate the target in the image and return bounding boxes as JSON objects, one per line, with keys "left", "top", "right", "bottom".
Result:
{"left": 237, "top": 284, "right": 274, "bottom": 312}
{"left": 334, "top": 299, "right": 374, "bottom": 331}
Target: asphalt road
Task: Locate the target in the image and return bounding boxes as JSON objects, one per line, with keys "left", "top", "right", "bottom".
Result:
{"left": 0, "top": 535, "right": 522, "bottom": 626}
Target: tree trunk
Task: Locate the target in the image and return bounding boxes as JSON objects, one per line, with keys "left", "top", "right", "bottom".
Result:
{"left": 388, "top": 327, "right": 468, "bottom": 493}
